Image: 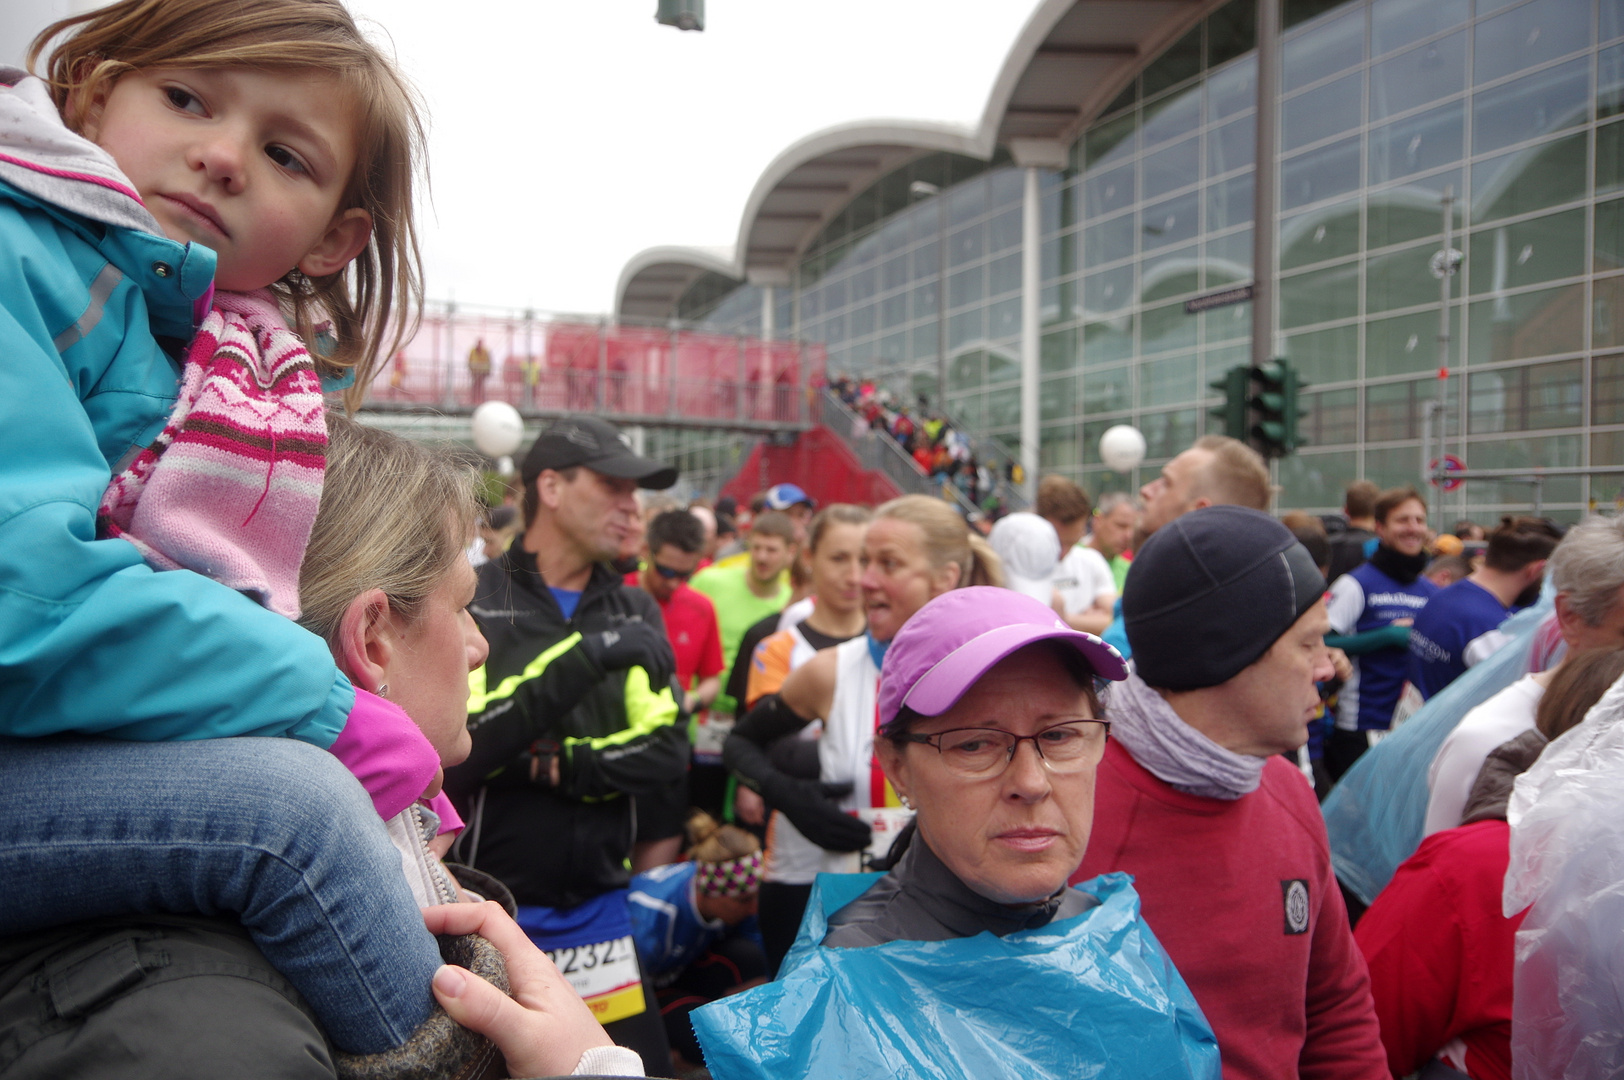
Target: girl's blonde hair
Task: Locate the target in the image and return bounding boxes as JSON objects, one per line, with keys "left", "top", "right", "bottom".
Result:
{"left": 297, "top": 414, "right": 478, "bottom": 645}
{"left": 30, "top": 0, "right": 426, "bottom": 407}
{"left": 686, "top": 810, "right": 761, "bottom": 863}
{"left": 873, "top": 495, "right": 1004, "bottom": 589}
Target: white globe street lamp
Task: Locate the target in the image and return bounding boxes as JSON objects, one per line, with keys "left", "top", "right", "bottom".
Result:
{"left": 471, "top": 401, "right": 524, "bottom": 475}
{"left": 1099, "top": 424, "right": 1147, "bottom": 473}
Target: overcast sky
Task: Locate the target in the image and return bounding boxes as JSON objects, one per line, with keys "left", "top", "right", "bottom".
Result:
{"left": 4, "top": 1, "right": 1044, "bottom": 316}
{"left": 363, "top": 0, "right": 1047, "bottom": 315}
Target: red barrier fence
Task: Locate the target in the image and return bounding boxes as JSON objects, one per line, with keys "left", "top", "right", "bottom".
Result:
{"left": 365, "top": 312, "right": 825, "bottom": 426}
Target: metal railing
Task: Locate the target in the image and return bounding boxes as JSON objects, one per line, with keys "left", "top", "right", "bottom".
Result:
{"left": 819, "top": 390, "right": 986, "bottom": 515}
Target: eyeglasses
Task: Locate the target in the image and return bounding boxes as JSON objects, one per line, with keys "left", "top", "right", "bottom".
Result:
{"left": 900, "top": 719, "right": 1110, "bottom": 779}
{"left": 651, "top": 563, "right": 693, "bottom": 581}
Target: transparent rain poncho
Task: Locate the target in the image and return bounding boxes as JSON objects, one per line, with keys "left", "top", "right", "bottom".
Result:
{"left": 1503, "top": 668, "right": 1624, "bottom": 1080}
{"left": 691, "top": 871, "right": 1219, "bottom": 1080}
{"left": 1321, "top": 584, "right": 1556, "bottom": 905}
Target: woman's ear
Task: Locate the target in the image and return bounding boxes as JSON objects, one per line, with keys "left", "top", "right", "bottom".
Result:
{"left": 335, "top": 587, "right": 394, "bottom": 694}
{"left": 298, "top": 207, "right": 372, "bottom": 279}
{"left": 932, "top": 560, "right": 963, "bottom": 595}
{"left": 875, "top": 737, "right": 911, "bottom": 804}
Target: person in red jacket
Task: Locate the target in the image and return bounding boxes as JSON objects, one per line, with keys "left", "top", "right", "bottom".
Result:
{"left": 1072, "top": 505, "right": 1387, "bottom": 1080}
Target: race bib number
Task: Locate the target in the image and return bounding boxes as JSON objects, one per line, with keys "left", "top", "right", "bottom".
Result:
{"left": 694, "top": 712, "right": 734, "bottom": 764}
{"left": 546, "top": 935, "right": 644, "bottom": 1023}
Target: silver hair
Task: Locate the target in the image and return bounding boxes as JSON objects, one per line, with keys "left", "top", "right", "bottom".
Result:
{"left": 1548, "top": 515, "right": 1624, "bottom": 625}
{"left": 1095, "top": 491, "right": 1139, "bottom": 515}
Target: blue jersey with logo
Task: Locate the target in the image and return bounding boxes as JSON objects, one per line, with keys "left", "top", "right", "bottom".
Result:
{"left": 627, "top": 862, "right": 761, "bottom": 983}
{"left": 1407, "top": 579, "right": 1512, "bottom": 701}
{"left": 1328, "top": 562, "right": 1439, "bottom": 731}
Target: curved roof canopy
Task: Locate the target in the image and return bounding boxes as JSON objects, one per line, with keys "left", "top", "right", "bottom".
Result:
{"left": 616, "top": 0, "right": 1223, "bottom": 321}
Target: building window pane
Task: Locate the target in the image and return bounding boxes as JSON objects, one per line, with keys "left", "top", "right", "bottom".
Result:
{"left": 1281, "top": 261, "right": 1361, "bottom": 327}
{"left": 1466, "top": 283, "right": 1584, "bottom": 365}
{"left": 1143, "top": 87, "right": 1202, "bottom": 148}
{"left": 1279, "top": 451, "right": 1360, "bottom": 507}
{"left": 1594, "top": 354, "right": 1624, "bottom": 424}
{"left": 1474, "top": 0, "right": 1592, "bottom": 86}
{"left": 1142, "top": 300, "right": 1198, "bottom": 355}
{"left": 1084, "top": 315, "right": 1136, "bottom": 366}
{"left": 1367, "top": 378, "right": 1433, "bottom": 440}
{"left": 1366, "top": 307, "right": 1460, "bottom": 377}
{"left": 1472, "top": 58, "right": 1589, "bottom": 156}
{"left": 1140, "top": 352, "right": 1198, "bottom": 406}
{"left": 1206, "top": 171, "right": 1256, "bottom": 233}
{"left": 1467, "top": 208, "right": 1587, "bottom": 296}
{"left": 1371, "top": 32, "right": 1467, "bottom": 121}
{"left": 1299, "top": 388, "right": 1364, "bottom": 441}
{"left": 1284, "top": 6, "right": 1365, "bottom": 93}
{"left": 1085, "top": 212, "right": 1136, "bottom": 268}
{"left": 1372, "top": 0, "right": 1468, "bottom": 58}
{"left": 1281, "top": 200, "right": 1361, "bottom": 270}
{"left": 1369, "top": 101, "right": 1465, "bottom": 185}
{"left": 1285, "top": 322, "right": 1360, "bottom": 383}
{"left": 1142, "top": 191, "right": 1201, "bottom": 249}
{"left": 1284, "top": 71, "right": 1364, "bottom": 152}
{"left": 1207, "top": 56, "right": 1258, "bottom": 122}
{"left": 1145, "top": 135, "right": 1202, "bottom": 199}
{"left": 1468, "top": 359, "right": 1583, "bottom": 432}
{"left": 1282, "top": 135, "right": 1362, "bottom": 209}
{"left": 1474, "top": 131, "right": 1588, "bottom": 222}
{"left": 1368, "top": 239, "right": 1456, "bottom": 315}
{"left": 1367, "top": 169, "right": 1463, "bottom": 249}
{"left": 1081, "top": 365, "right": 1133, "bottom": 414}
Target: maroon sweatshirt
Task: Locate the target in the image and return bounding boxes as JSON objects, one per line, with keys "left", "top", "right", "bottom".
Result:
{"left": 1073, "top": 741, "right": 1387, "bottom": 1080}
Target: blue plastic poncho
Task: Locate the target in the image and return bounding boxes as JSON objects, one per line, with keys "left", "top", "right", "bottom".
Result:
{"left": 1321, "top": 582, "right": 1555, "bottom": 905}
{"left": 692, "top": 871, "right": 1219, "bottom": 1080}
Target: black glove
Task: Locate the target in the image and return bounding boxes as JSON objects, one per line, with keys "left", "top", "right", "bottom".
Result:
{"left": 762, "top": 774, "right": 871, "bottom": 852}
{"left": 768, "top": 732, "right": 822, "bottom": 780}
{"left": 576, "top": 621, "right": 674, "bottom": 689}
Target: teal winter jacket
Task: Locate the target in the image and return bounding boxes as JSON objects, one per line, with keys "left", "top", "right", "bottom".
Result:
{"left": 0, "top": 68, "right": 353, "bottom": 745}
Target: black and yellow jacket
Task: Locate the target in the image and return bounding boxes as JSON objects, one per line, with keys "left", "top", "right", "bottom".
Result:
{"left": 446, "top": 548, "right": 686, "bottom": 909}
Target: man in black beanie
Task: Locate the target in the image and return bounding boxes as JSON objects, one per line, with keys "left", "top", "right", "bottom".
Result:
{"left": 1072, "top": 505, "right": 1386, "bottom": 1080}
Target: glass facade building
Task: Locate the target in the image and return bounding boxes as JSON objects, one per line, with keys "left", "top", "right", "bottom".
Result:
{"left": 673, "top": 0, "right": 1624, "bottom": 520}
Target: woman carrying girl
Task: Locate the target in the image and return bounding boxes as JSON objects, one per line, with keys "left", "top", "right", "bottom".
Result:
{"left": 0, "top": 1, "right": 653, "bottom": 1071}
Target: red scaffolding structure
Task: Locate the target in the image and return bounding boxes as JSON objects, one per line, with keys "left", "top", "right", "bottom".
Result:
{"left": 366, "top": 310, "right": 825, "bottom": 429}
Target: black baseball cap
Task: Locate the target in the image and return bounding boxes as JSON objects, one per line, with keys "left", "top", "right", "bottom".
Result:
{"left": 520, "top": 417, "right": 677, "bottom": 489}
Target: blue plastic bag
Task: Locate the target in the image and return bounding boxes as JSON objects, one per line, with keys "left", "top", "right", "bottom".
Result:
{"left": 692, "top": 871, "right": 1219, "bottom": 1080}
{"left": 1321, "top": 582, "right": 1555, "bottom": 905}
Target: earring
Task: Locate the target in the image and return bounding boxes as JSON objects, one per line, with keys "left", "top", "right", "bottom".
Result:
{"left": 377, "top": 683, "right": 389, "bottom": 698}
{"left": 899, "top": 795, "right": 914, "bottom": 810}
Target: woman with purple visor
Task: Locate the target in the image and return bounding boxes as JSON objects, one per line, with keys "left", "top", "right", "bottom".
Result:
{"left": 693, "top": 588, "right": 1220, "bottom": 1079}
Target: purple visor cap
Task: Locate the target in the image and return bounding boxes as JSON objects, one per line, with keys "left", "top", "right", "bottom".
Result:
{"left": 878, "top": 586, "right": 1129, "bottom": 729}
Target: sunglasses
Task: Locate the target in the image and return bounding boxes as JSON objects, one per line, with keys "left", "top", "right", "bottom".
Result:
{"left": 652, "top": 563, "right": 693, "bottom": 581}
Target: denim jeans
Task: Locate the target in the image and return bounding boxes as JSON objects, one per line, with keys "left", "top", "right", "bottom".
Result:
{"left": 0, "top": 735, "right": 441, "bottom": 1053}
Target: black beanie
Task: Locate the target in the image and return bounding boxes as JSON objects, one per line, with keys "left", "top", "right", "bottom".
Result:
{"left": 1124, "top": 505, "right": 1327, "bottom": 692}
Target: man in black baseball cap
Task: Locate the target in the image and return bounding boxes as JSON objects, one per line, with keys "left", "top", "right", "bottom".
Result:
{"left": 519, "top": 416, "right": 678, "bottom": 494}
{"left": 448, "top": 416, "right": 685, "bottom": 1071}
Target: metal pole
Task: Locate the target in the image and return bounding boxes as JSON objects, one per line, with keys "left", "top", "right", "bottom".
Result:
{"left": 596, "top": 317, "right": 608, "bottom": 413}
{"left": 736, "top": 334, "right": 746, "bottom": 422}
{"left": 667, "top": 321, "right": 679, "bottom": 418}
{"left": 523, "top": 309, "right": 534, "bottom": 412}
{"left": 1421, "top": 401, "right": 1439, "bottom": 527}
{"left": 1533, "top": 475, "right": 1544, "bottom": 518}
{"left": 1439, "top": 185, "right": 1457, "bottom": 524}
{"left": 1250, "top": 0, "right": 1281, "bottom": 369}
{"left": 1020, "top": 165, "right": 1042, "bottom": 503}
{"left": 761, "top": 286, "right": 775, "bottom": 341}
{"left": 937, "top": 194, "right": 948, "bottom": 411}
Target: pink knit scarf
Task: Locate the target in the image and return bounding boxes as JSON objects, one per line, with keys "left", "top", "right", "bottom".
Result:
{"left": 99, "top": 289, "right": 326, "bottom": 619}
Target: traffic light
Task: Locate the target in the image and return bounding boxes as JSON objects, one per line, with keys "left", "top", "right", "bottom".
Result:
{"left": 1209, "top": 365, "right": 1249, "bottom": 441}
{"left": 1248, "top": 359, "right": 1306, "bottom": 459}
{"left": 656, "top": 0, "right": 704, "bottom": 30}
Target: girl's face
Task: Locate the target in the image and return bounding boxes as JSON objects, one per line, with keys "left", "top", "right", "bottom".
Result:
{"left": 81, "top": 66, "right": 372, "bottom": 292}
{"left": 860, "top": 517, "right": 958, "bottom": 643}
{"left": 810, "top": 522, "right": 866, "bottom": 617}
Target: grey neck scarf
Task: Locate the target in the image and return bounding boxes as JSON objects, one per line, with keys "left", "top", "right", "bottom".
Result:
{"left": 1107, "top": 670, "right": 1264, "bottom": 800}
